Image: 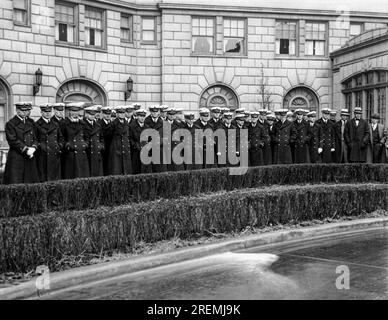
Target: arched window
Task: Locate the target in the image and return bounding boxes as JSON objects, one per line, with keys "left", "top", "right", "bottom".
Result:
{"left": 283, "top": 86, "right": 319, "bottom": 113}
{"left": 342, "top": 70, "right": 388, "bottom": 124}
{"left": 56, "top": 79, "right": 107, "bottom": 105}
{"left": 0, "top": 79, "right": 11, "bottom": 149}
{"left": 199, "top": 84, "right": 239, "bottom": 110}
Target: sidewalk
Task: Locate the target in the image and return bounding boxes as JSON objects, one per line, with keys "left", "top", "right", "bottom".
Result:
{"left": 1, "top": 217, "right": 387, "bottom": 300}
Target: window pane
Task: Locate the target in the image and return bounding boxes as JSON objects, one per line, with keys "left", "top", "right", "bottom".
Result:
{"left": 89, "top": 29, "right": 95, "bottom": 45}
{"left": 315, "top": 40, "right": 325, "bottom": 55}
{"left": 58, "top": 23, "right": 67, "bottom": 41}
{"left": 142, "top": 17, "right": 155, "bottom": 30}
{"left": 192, "top": 18, "right": 199, "bottom": 27}
{"left": 14, "top": 9, "right": 27, "bottom": 24}
{"left": 143, "top": 30, "right": 155, "bottom": 41}
{"left": 14, "top": 0, "right": 26, "bottom": 9}
{"left": 224, "top": 38, "right": 243, "bottom": 53}
{"left": 94, "top": 29, "right": 102, "bottom": 46}
{"left": 67, "top": 25, "right": 74, "bottom": 43}
{"left": 305, "top": 40, "right": 314, "bottom": 55}
{"left": 279, "top": 38, "right": 289, "bottom": 54}
{"left": 192, "top": 36, "right": 213, "bottom": 53}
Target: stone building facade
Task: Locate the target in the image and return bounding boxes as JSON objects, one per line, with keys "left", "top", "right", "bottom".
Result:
{"left": 0, "top": 0, "right": 388, "bottom": 156}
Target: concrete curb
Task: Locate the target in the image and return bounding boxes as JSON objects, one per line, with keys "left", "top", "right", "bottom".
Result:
{"left": 1, "top": 217, "right": 387, "bottom": 300}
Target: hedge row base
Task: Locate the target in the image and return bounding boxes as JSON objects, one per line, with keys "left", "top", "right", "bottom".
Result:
{"left": 0, "top": 183, "right": 387, "bottom": 273}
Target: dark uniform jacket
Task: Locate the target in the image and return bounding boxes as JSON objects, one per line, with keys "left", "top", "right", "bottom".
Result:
{"left": 344, "top": 118, "right": 370, "bottom": 163}
{"left": 273, "top": 120, "right": 296, "bottom": 164}
{"left": 293, "top": 119, "right": 311, "bottom": 164}
{"left": 98, "top": 118, "right": 112, "bottom": 175}
{"left": 248, "top": 122, "right": 269, "bottom": 166}
{"left": 209, "top": 118, "right": 223, "bottom": 131}
{"left": 308, "top": 121, "right": 320, "bottom": 163}
{"left": 316, "top": 118, "right": 335, "bottom": 163}
{"left": 144, "top": 115, "right": 166, "bottom": 173}
{"left": 35, "top": 117, "right": 64, "bottom": 182}
{"left": 333, "top": 120, "right": 348, "bottom": 163}
{"left": 129, "top": 120, "right": 151, "bottom": 174}
{"left": 108, "top": 118, "right": 132, "bottom": 175}
{"left": 216, "top": 122, "right": 237, "bottom": 167}
{"left": 82, "top": 119, "right": 104, "bottom": 177}
{"left": 194, "top": 119, "right": 216, "bottom": 168}
{"left": 61, "top": 118, "right": 90, "bottom": 179}
{"left": 181, "top": 122, "right": 202, "bottom": 170}
{"left": 3, "top": 116, "right": 40, "bottom": 184}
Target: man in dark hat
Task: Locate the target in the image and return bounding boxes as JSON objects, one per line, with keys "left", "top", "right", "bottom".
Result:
{"left": 3, "top": 102, "right": 40, "bottom": 184}
{"left": 61, "top": 102, "right": 90, "bottom": 179}
{"left": 165, "top": 108, "right": 184, "bottom": 171}
{"left": 293, "top": 109, "right": 311, "bottom": 163}
{"left": 35, "top": 103, "right": 64, "bottom": 182}
{"left": 209, "top": 106, "right": 222, "bottom": 130}
{"left": 129, "top": 108, "right": 151, "bottom": 174}
{"left": 124, "top": 105, "right": 135, "bottom": 125}
{"left": 256, "top": 110, "right": 272, "bottom": 165}
{"left": 266, "top": 113, "right": 277, "bottom": 164}
{"left": 367, "top": 113, "right": 386, "bottom": 163}
{"left": 273, "top": 109, "right": 296, "bottom": 164}
{"left": 333, "top": 109, "right": 350, "bottom": 163}
{"left": 82, "top": 105, "right": 104, "bottom": 177}
{"left": 195, "top": 108, "right": 217, "bottom": 168}
{"left": 344, "top": 107, "right": 370, "bottom": 163}
{"left": 216, "top": 112, "right": 236, "bottom": 168}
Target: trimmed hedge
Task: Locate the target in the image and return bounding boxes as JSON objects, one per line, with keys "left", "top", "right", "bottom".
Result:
{"left": 0, "top": 183, "right": 387, "bottom": 272}
{"left": 0, "top": 164, "right": 388, "bottom": 218}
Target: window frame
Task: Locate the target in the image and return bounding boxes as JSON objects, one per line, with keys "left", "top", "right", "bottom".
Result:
{"left": 55, "top": 1, "right": 78, "bottom": 45}
{"left": 222, "top": 17, "right": 247, "bottom": 56}
{"left": 120, "top": 13, "right": 133, "bottom": 44}
{"left": 275, "top": 19, "right": 299, "bottom": 57}
{"left": 304, "top": 21, "right": 328, "bottom": 57}
{"left": 349, "top": 22, "right": 364, "bottom": 37}
{"left": 141, "top": 16, "right": 157, "bottom": 44}
{"left": 191, "top": 16, "right": 216, "bottom": 56}
{"left": 13, "top": 0, "right": 31, "bottom": 27}
{"left": 84, "top": 6, "right": 106, "bottom": 50}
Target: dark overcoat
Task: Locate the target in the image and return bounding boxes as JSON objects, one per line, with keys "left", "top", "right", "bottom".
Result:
{"left": 61, "top": 118, "right": 90, "bottom": 179}
{"left": 316, "top": 118, "right": 335, "bottom": 163}
{"left": 308, "top": 122, "right": 320, "bottom": 163}
{"left": 181, "top": 122, "right": 202, "bottom": 171}
{"left": 194, "top": 119, "right": 216, "bottom": 169}
{"left": 145, "top": 116, "right": 166, "bottom": 173}
{"left": 344, "top": 118, "right": 370, "bottom": 163}
{"left": 82, "top": 119, "right": 104, "bottom": 177}
{"left": 35, "top": 117, "right": 64, "bottom": 182}
{"left": 273, "top": 120, "right": 296, "bottom": 165}
{"left": 3, "top": 116, "right": 40, "bottom": 184}
{"left": 108, "top": 118, "right": 132, "bottom": 175}
{"left": 129, "top": 120, "right": 151, "bottom": 174}
{"left": 248, "top": 122, "right": 269, "bottom": 166}
{"left": 98, "top": 118, "right": 113, "bottom": 175}
{"left": 293, "top": 119, "right": 311, "bottom": 164}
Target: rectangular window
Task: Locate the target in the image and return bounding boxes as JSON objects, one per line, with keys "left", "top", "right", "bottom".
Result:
{"left": 355, "top": 91, "right": 363, "bottom": 108}
{"left": 377, "top": 71, "right": 387, "bottom": 83}
{"left": 275, "top": 21, "right": 297, "bottom": 55}
{"left": 377, "top": 88, "right": 386, "bottom": 124}
{"left": 350, "top": 23, "right": 363, "bottom": 37}
{"left": 121, "top": 14, "right": 133, "bottom": 43}
{"left": 141, "top": 16, "right": 156, "bottom": 43}
{"left": 356, "top": 75, "right": 363, "bottom": 87}
{"left": 366, "top": 72, "right": 374, "bottom": 85}
{"left": 85, "top": 7, "right": 105, "bottom": 48}
{"left": 13, "top": 0, "right": 29, "bottom": 26}
{"left": 305, "top": 22, "right": 326, "bottom": 56}
{"left": 366, "top": 90, "right": 374, "bottom": 122}
{"left": 223, "top": 18, "right": 245, "bottom": 55}
{"left": 55, "top": 2, "right": 76, "bottom": 44}
{"left": 345, "top": 93, "right": 352, "bottom": 111}
{"left": 192, "top": 17, "right": 215, "bottom": 54}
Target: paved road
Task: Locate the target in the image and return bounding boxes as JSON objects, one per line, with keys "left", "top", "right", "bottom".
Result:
{"left": 37, "top": 228, "right": 388, "bottom": 300}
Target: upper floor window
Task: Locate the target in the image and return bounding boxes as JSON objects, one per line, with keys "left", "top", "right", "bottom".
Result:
{"left": 275, "top": 21, "right": 297, "bottom": 55}
{"left": 192, "top": 17, "right": 215, "bottom": 55}
{"left": 223, "top": 18, "right": 245, "bottom": 55}
{"left": 305, "top": 22, "right": 326, "bottom": 56}
{"left": 350, "top": 23, "right": 364, "bottom": 37}
{"left": 141, "top": 16, "right": 156, "bottom": 43}
{"left": 13, "top": 0, "right": 30, "bottom": 26}
{"left": 85, "top": 7, "right": 105, "bottom": 48}
{"left": 121, "top": 14, "right": 133, "bottom": 43}
{"left": 55, "top": 2, "right": 77, "bottom": 44}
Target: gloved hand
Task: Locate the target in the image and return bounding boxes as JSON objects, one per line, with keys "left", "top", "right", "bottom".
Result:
{"left": 331, "top": 148, "right": 335, "bottom": 152}
{"left": 217, "top": 152, "right": 221, "bottom": 156}
{"left": 318, "top": 148, "right": 323, "bottom": 154}
{"left": 26, "top": 147, "right": 36, "bottom": 158}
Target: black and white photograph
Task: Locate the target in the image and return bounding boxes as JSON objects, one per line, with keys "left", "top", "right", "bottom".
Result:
{"left": 0, "top": 0, "right": 387, "bottom": 306}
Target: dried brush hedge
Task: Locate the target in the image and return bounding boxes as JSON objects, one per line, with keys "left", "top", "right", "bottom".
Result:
{"left": 0, "top": 163, "right": 387, "bottom": 218}
{"left": 0, "top": 183, "right": 387, "bottom": 272}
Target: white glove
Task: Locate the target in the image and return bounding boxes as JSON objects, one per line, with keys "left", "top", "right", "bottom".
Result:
{"left": 318, "top": 148, "right": 323, "bottom": 154}
{"left": 217, "top": 152, "right": 221, "bottom": 156}
{"left": 26, "top": 148, "right": 34, "bottom": 157}
{"left": 331, "top": 148, "right": 335, "bottom": 152}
